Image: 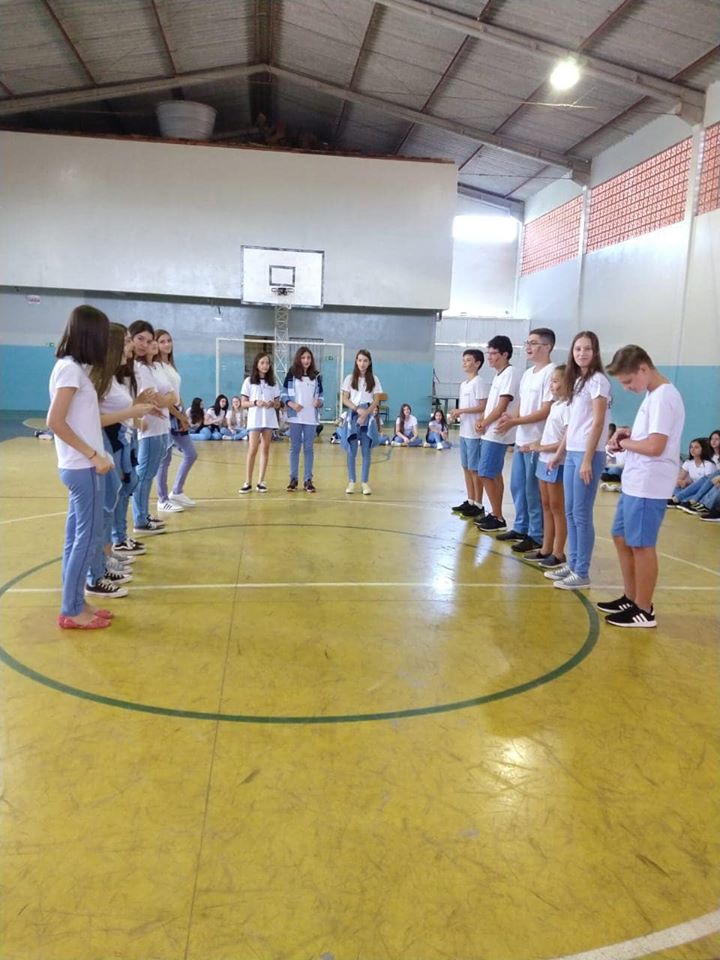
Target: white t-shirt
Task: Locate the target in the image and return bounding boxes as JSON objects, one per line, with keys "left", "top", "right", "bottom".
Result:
{"left": 241, "top": 378, "right": 281, "bottom": 430}
{"left": 515, "top": 363, "right": 555, "bottom": 446}
{"left": 292, "top": 376, "right": 321, "bottom": 426}
{"left": 396, "top": 414, "right": 418, "bottom": 437}
{"left": 342, "top": 374, "right": 383, "bottom": 407}
{"left": 538, "top": 400, "right": 570, "bottom": 464}
{"left": 565, "top": 372, "right": 612, "bottom": 453}
{"left": 100, "top": 377, "right": 134, "bottom": 430}
{"left": 484, "top": 365, "right": 522, "bottom": 444}
{"left": 49, "top": 358, "right": 104, "bottom": 470}
{"left": 135, "top": 362, "right": 172, "bottom": 439}
{"left": 159, "top": 362, "right": 182, "bottom": 399}
{"left": 682, "top": 458, "right": 715, "bottom": 482}
{"left": 621, "top": 382, "right": 685, "bottom": 499}
{"left": 458, "top": 375, "right": 489, "bottom": 440}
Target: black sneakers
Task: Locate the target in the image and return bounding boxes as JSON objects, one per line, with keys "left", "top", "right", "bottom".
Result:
{"left": 287, "top": 478, "right": 298, "bottom": 492}
{"left": 477, "top": 515, "right": 507, "bottom": 532}
{"left": 304, "top": 479, "right": 317, "bottom": 493}
{"left": 605, "top": 605, "right": 657, "bottom": 628}
{"left": 538, "top": 553, "right": 567, "bottom": 569}
{"left": 453, "top": 501, "right": 484, "bottom": 519}
{"left": 452, "top": 500, "right": 471, "bottom": 514}
{"left": 596, "top": 594, "right": 634, "bottom": 613}
{"left": 511, "top": 536, "right": 542, "bottom": 553}
{"left": 496, "top": 529, "right": 524, "bottom": 542}
{"left": 699, "top": 509, "right": 720, "bottom": 522}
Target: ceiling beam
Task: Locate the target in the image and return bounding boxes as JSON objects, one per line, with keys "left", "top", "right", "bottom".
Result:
{"left": 269, "top": 65, "right": 589, "bottom": 172}
{"left": 0, "top": 63, "right": 267, "bottom": 116}
{"left": 372, "top": 0, "right": 705, "bottom": 108}
{"left": 457, "top": 183, "right": 524, "bottom": 216}
{"left": 333, "top": 3, "right": 381, "bottom": 145}
{"left": 148, "top": 0, "right": 179, "bottom": 77}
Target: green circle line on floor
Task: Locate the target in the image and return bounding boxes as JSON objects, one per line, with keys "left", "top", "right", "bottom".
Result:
{"left": 0, "top": 523, "right": 600, "bottom": 725}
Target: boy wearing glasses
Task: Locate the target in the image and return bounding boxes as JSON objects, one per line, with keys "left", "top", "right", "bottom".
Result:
{"left": 495, "top": 328, "right": 556, "bottom": 553}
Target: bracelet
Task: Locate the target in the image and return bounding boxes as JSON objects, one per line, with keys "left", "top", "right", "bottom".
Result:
{"left": 89, "top": 450, "right": 97, "bottom": 460}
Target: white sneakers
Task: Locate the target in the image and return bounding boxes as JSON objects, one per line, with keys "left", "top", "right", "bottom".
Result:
{"left": 346, "top": 481, "right": 372, "bottom": 495}
{"left": 345, "top": 482, "right": 356, "bottom": 494}
{"left": 157, "top": 499, "right": 184, "bottom": 513}
{"left": 169, "top": 491, "right": 196, "bottom": 507}
{"left": 362, "top": 483, "right": 372, "bottom": 495}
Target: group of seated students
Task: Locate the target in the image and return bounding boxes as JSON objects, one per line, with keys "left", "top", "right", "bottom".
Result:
{"left": 187, "top": 394, "right": 249, "bottom": 440}
{"left": 666, "top": 428, "right": 720, "bottom": 520}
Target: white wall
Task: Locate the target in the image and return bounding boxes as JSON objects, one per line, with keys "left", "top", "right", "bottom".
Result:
{"left": 446, "top": 195, "right": 519, "bottom": 317}
{"left": 0, "top": 131, "right": 457, "bottom": 310}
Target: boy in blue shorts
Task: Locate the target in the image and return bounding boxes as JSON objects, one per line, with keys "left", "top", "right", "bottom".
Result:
{"left": 598, "top": 345, "right": 685, "bottom": 628}
{"left": 449, "top": 349, "right": 488, "bottom": 520}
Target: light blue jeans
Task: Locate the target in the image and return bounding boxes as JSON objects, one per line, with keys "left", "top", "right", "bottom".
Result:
{"left": 59, "top": 467, "right": 102, "bottom": 616}
{"left": 88, "top": 436, "right": 121, "bottom": 585}
{"left": 510, "top": 448, "right": 543, "bottom": 541}
{"left": 674, "top": 471, "right": 719, "bottom": 503}
{"left": 132, "top": 434, "right": 168, "bottom": 526}
{"left": 112, "top": 448, "right": 138, "bottom": 544}
{"left": 347, "top": 410, "right": 373, "bottom": 483}
{"left": 563, "top": 450, "right": 605, "bottom": 577}
{"left": 289, "top": 422, "right": 315, "bottom": 482}
{"left": 156, "top": 432, "right": 198, "bottom": 500}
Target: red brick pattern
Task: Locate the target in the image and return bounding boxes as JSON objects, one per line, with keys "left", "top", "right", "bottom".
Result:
{"left": 520, "top": 196, "right": 582, "bottom": 277}
{"left": 697, "top": 123, "right": 720, "bottom": 216}
{"left": 585, "top": 139, "right": 692, "bottom": 253}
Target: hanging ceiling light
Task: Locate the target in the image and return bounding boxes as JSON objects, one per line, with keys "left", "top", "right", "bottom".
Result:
{"left": 549, "top": 57, "right": 581, "bottom": 91}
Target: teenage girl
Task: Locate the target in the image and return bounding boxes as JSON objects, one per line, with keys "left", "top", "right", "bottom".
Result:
{"left": 225, "top": 396, "right": 249, "bottom": 440}
{"left": 282, "top": 345, "right": 324, "bottom": 493}
{"left": 128, "top": 321, "right": 177, "bottom": 533}
{"left": 547, "top": 331, "right": 611, "bottom": 589}
{"left": 673, "top": 438, "right": 715, "bottom": 492}
{"left": 341, "top": 349, "right": 383, "bottom": 495}
{"left": 240, "top": 353, "right": 281, "bottom": 493}
{"left": 392, "top": 404, "right": 421, "bottom": 446}
{"left": 47, "top": 305, "right": 115, "bottom": 629}
{"left": 205, "top": 394, "right": 229, "bottom": 438}
{"left": 155, "top": 329, "right": 198, "bottom": 509}
{"left": 526, "top": 364, "right": 569, "bottom": 569}
{"left": 711, "top": 429, "right": 720, "bottom": 466}
{"left": 425, "top": 408, "right": 450, "bottom": 449}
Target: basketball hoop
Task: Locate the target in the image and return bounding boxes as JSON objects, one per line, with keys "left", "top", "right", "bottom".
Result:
{"left": 271, "top": 286, "right": 292, "bottom": 297}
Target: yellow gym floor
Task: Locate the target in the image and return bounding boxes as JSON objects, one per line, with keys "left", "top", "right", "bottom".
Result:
{"left": 1, "top": 432, "right": 718, "bottom": 960}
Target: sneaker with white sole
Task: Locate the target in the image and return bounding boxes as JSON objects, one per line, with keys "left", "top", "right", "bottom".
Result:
{"left": 362, "top": 483, "right": 372, "bottom": 495}
{"left": 133, "top": 520, "right": 166, "bottom": 535}
{"left": 85, "top": 578, "right": 128, "bottom": 599}
{"left": 111, "top": 550, "right": 137, "bottom": 563}
{"left": 345, "top": 482, "right": 356, "bottom": 494}
{"left": 543, "top": 563, "right": 571, "bottom": 581}
{"left": 553, "top": 571, "right": 591, "bottom": 590}
{"left": 169, "top": 492, "right": 196, "bottom": 507}
{"left": 605, "top": 604, "right": 656, "bottom": 628}
{"left": 596, "top": 594, "right": 634, "bottom": 613}
{"left": 157, "top": 499, "right": 184, "bottom": 513}
{"left": 113, "top": 537, "right": 147, "bottom": 555}
{"left": 105, "top": 556, "right": 132, "bottom": 576}
{"left": 256, "top": 482, "right": 268, "bottom": 493}
{"left": 103, "top": 568, "right": 132, "bottom": 584}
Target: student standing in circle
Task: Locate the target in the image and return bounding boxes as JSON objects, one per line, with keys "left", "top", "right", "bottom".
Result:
{"left": 47, "top": 305, "right": 115, "bottom": 630}
{"left": 341, "top": 349, "right": 383, "bottom": 495}
{"left": 239, "top": 352, "right": 281, "bottom": 493}
{"left": 128, "top": 321, "right": 178, "bottom": 533}
{"left": 282, "top": 346, "right": 324, "bottom": 493}
{"left": 155, "top": 329, "right": 198, "bottom": 510}
{"left": 547, "top": 330, "right": 611, "bottom": 590}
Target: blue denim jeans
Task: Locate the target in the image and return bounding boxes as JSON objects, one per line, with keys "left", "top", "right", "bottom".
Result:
{"left": 675, "top": 472, "right": 719, "bottom": 503}
{"left": 59, "top": 467, "right": 103, "bottom": 616}
{"left": 347, "top": 415, "right": 373, "bottom": 483}
{"left": 509, "top": 448, "right": 543, "bottom": 540}
{"left": 112, "top": 447, "right": 138, "bottom": 544}
{"left": 156, "top": 432, "right": 198, "bottom": 500}
{"left": 563, "top": 450, "right": 605, "bottom": 577}
{"left": 132, "top": 434, "right": 168, "bottom": 526}
{"left": 88, "top": 436, "right": 121, "bottom": 584}
{"left": 289, "top": 422, "right": 316, "bottom": 482}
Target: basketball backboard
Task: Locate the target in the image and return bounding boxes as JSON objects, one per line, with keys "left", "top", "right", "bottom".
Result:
{"left": 241, "top": 246, "right": 324, "bottom": 307}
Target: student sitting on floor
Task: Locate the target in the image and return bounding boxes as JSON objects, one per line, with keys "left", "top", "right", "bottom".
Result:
{"left": 392, "top": 404, "right": 422, "bottom": 446}
{"left": 424, "top": 408, "right": 450, "bottom": 449}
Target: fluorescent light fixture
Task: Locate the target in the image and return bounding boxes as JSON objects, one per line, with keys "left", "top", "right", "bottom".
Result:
{"left": 452, "top": 215, "right": 518, "bottom": 244}
{"left": 550, "top": 57, "right": 581, "bottom": 91}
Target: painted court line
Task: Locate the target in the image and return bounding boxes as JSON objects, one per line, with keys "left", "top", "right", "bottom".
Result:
{"left": 550, "top": 907, "right": 720, "bottom": 960}
{"left": 0, "top": 511, "right": 67, "bottom": 525}
{"left": 8, "top": 582, "right": 719, "bottom": 594}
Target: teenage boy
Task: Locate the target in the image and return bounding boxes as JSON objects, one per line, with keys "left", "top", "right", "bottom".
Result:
{"left": 598, "top": 345, "right": 685, "bottom": 628}
{"left": 475, "top": 335, "right": 522, "bottom": 532}
{"left": 449, "top": 349, "right": 488, "bottom": 520}
{"left": 496, "top": 328, "right": 556, "bottom": 553}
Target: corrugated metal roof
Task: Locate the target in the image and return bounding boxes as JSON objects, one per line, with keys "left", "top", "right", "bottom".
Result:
{"left": 0, "top": 0, "right": 718, "bottom": 203}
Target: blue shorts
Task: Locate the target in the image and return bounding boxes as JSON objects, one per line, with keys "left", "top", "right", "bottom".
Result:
{"left": 536, "top": 460, "right": 564, "bottom": 484}
{"left": 459, "top": 437, "right": 482, "bottom": 472}
{"left": 611, "top": 493, "right": 667, "bottom": 548}
{"left": 477, "top": 439, "right": 507, "bottom": 479}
